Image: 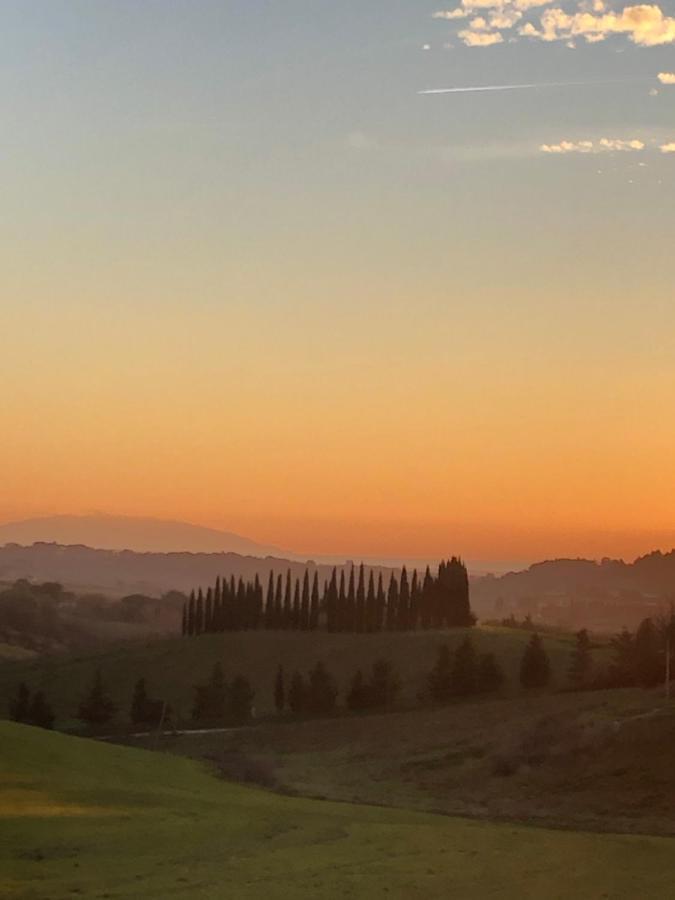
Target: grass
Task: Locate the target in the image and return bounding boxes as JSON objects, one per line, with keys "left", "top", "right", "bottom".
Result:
{"left": 0, "top": 626, "right": 603, "bottom": 729}
{"left": 129, "top": 686, "right": 675, "bottom": 836}
{"left": 3, "top": 721, "right": 675, "bottom": 898}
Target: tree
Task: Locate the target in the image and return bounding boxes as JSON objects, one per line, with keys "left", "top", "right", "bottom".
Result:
{"left": 9, "top": 682, "right": 31, "bottom": 723}
{"left": 28, "top": 691, "right": 54, "bottom": 730}
{"left": 300, "top": 571, "right": 310, "bottom": 631}
{"left": 369, "top": 659, "right": 400, "bottom": 708}
{"left": 427, "top": 645, "right": 453, "bottom": 703}
{"left": 187, "top": 590, "right": 196, "bottom": 637}
{"left": 519, "top": 634, "right": 551, "bottom": 689}
{"left": 229, "top": 675, "right": 255, "bottom": 724}
{"left": 288, "top": 671, "right": 306, "bottom": 715}
{"left": 309, "top": 572, "right": 320, "bottom": 631}
{"left": 568, "top": 629, "right": 593, "bottom": 690}
{"left": 609, "top": 627, "right": 636, "bottom": 687}
{"left": 192, "top": 662, "right": 227, "bottom": 724}
{"left": 130, "top": 677, "right": 165, "bottom": 727}
{"left": 274, "top": 665, "right": 285, "bottom": 714}
{"left": 451, "top": 636, "right": 477, "bottom": 696}
{"left": 634, "top": 618, "right": 662, "bottom": 687}
{"left": 78, "top": 671, "right": 117, "bottom": 728}
{"left": 346, "top": 669, "right": 370, "bottom": 711}
{"left": 477, "top": 653, "right": 504, "bottom": 693}
{"left": 306, "top": 662, "right": 338, "bottom": 715}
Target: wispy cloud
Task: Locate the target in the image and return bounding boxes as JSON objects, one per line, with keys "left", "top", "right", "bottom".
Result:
{"left": 540, "top": 138, "right": 646, "bottom": 153}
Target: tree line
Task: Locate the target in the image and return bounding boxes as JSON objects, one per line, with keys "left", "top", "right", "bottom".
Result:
{"left": 181, "top": 558, "right": 473, "bottom": 636}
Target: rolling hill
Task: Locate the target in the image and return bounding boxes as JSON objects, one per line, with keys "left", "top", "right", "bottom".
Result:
{"left": 3, "top": 721, "right": 675, "bottom": 898}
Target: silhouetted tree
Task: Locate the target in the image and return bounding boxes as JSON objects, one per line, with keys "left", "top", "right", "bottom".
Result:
{"left": 28, "top": 691, "right": 54, "bottom": 730}
{"left": 451, "top": 636, "right": 477, "bottom": 696}
{"left": 477, "top": 653, "right": 505, "bottom": 693}
{"left": 356, "top": 564, "right": 366, "bottom": 633}
{"left": 9, "top": 682, "right": 31, "bottom": 723}
{"left": 130, "top": 677, "right": 165, "bottom": 727}
{"left": 369, "top": 658, "right": 400, "bottom": 708}
{"left": 78, "top": 671, "right": 117, "bottom": 728}
{"left": 306, "top": 661, "right": 338, "bottom": 715}
{"left": 346, "top": 669, "right": 370, "bottom": 711}
{"left": 192, "top": 662, "right": 227, "bottom": 724}
{"left": 609, "top": 627, "right": 635, "bottom": 687}
{"left": 309, "top": 572, "right": 320, "bottom": 630}
{"left": 568, "top": 629, "right": 593, "bottom": 690}
{"left": 229, "top": 675, "right": 255, "bottom": 724}
{"left": 195, "top": 588, "right": 204, "bottom": 636}
{"left": 634, "top": 618, "right": 662, "bottom": 687}
{"left": 187, "top": 590, "right": 196, "bottom": 637}
{"left": 427, "top": 644, "right": 453, "bottom": 703}
{"left": 265, "top": 571, "right": 275, "bottom": 629}
{"left": 519, "top": 634, "right": 551, "bottom": 689}
{"left": 386, "top": 574, "right": 399, "bottom": 631}
{"left": 300, "top": 571, "right": 310, "bottom": 631}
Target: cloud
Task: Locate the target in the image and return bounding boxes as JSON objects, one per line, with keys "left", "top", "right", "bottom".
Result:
{"left": 458, "top": 27, "right": 505, "bottom": 44}
{"left": 522, "top": 4, "right": 675, "bottom": 46}
{"left": 540, "top": 138, "right": 645, "bottom": 153}
{"left": 434, "top": 1, "right": 675, "bottom": 47}
{"left": 660, "top": 142, "right": 675, "bottom": 153}
{"left": 658, "top": 72, "right": 675, "bottom": 84}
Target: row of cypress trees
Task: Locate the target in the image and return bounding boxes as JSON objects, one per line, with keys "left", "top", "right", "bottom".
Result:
{"left": 182, "top": 558, "right": 472, "bottom": 636}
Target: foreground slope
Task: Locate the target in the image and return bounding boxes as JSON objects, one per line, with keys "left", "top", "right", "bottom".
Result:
{"left": 2, "top": 722, "right": 675, "bottom": 899}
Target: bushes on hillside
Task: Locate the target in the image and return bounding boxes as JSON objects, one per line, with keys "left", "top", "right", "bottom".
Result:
{"left": 130, "top": 678, "right": 168, "bottom": 728}
{"left": 78, "top": 671, "right": 117, "bottom": 728}
{"left": 519, "top": 635, "right": 551, "bottom": 689}
{"left": 285, "top": 662, "right": 338, "bottom": 717}
{"left": 425, "top": 639, "right": 506, "bottom": 703}
{"left": 9, "top": 682, "right": 54, "bottom": 730}
{"left": 347, "top": 659, "right": 401, "bottom": 712}
{"left": 191, "top": 663, "right": 255, "bottom": 726}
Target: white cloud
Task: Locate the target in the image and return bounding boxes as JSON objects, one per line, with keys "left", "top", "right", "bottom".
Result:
{"left": 660, "top": 142, "right": 675, "bottom": 153}
{"left": 540, "top": 137, "right": 645, "bottom": 153}
{"left": 658, "top": 72, "right": 675, "bottom": 84}
{"left": 433, "top": 8, "right": 469, "bottom": 19}
{"left": 523, "top": 4, "right": 675, "bottom": 47}
{"left": 458, "top": 27, "right": 505, "bottom": 44}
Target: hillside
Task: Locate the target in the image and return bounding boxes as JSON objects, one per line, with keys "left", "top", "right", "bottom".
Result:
{"left": 0, "top": 626, "right": 597, "bottom": 729}
{"left": 0, "top": 514, "right": 286, "bottom": 557}
{"left": 0, "top": 542, "right": 394, "bottom": 598}
{"left": 3, "top": 722, "right": 675, "bottom": 898}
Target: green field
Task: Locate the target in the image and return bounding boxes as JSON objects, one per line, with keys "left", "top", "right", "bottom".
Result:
{"left": 0, "top": 626, "right": 602, "bottom": 729}
{"left": 2, "top": 721, "right": 675, "bottom": 899}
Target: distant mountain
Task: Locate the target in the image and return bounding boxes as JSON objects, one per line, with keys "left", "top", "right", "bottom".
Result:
{"left": 0, "top": 515, "right": 286, "bottom": 558}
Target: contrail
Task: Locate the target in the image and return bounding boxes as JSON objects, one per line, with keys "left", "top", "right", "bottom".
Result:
{"left": 418, "top": 81, "right": 613, "bottom": 95}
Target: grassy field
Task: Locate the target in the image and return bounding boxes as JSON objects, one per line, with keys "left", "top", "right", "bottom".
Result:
{"left": 129, "top": 686, "right": 675, "bottom": 836}
{"left": 3, "top": 721, "right": 675, "bottom": 899}
{"left": 0, "top": 626, "right": 604, "bottom": 728}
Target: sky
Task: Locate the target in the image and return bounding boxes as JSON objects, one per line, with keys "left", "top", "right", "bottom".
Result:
{"left": 2, "top": 0, "right": 674, "bottom": 563}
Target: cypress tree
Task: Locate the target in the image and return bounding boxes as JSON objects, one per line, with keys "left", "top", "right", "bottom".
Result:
{"left": 78, "top": 670, "right": 117, "bottom": 728}
{"left": 192, "top": 662, "right": 228, "bottom": 724}
{"left": 365, "top": 570, "right": 376, "bottom": 632}
{"left": 346, "top": 567, "right": 356, "bottom": 632}
{"left": 337, "top": 570, "right": 346, "bottom": 632}
{"left": 634, "top": 618, "right": 661, "bottom": 687}
{"left": 307, "top": 661, "right": 338, "bottom": 715}
{"left": 409, "top": 569, "right": 419, "bottom": 631}
{"left": 195, "top": 588, "right": 204, "bottom": 636}
{"left": 386, "top": 573, "right": 399, "bottom": 631}
{"left": 375, "top": 573, "right": 386, "bottom": 632}
{"left": 520, "top": 634, "right": 551, "bottom": 689}
{"left": 213, "top": 576, "right": 222, "bottom": 631}
{"left": 325, "top": 567, "right": 338, "bottom": 632}
{"left": 477, "top": 653, "right": 505, "bottom": 693}
{"left": 568, "top": 629, "right": 593, "bottom": 690}
{"left": 283, "top": 571, "right": 293, "bottom": 630}
{"left": 355, "top": 564, "right": 366, "bottom": 633}
{"left": 9, "top": 682, "right": 31, "bottom": 723}
{"left": 369, "top": 658, "right": 400, "bottom": 708}
{"left": 253, "top": 574, "right": 263, "bottom": 629}
{"left": 310, "top": 572, "right": 320, "bottom": 630}
{"left": 610, "top": 627, "right": 636, "bottom": 687}
{"left": 300, "top": 571, "right": 310, "bottom": 631}
{"left": 229, "top": 675, "right": 254, "bottom": 724}
{"left": 274, "top": 573, "right": 283, "bottom": 629}
{"left": 265, "top": 571, "right": 275, "bottom": 629}
{"left": 205, "top": 587, "right": 213, "bottom": 634}
{"left": 236, "top": 578, "right": 247, "bottom": 630}
{"left": 451, "top": 636, "right": 477, "bottom": 696}
{"left": 28, "top": 691, "right": 54, "bottom": 730}
{"left": 274, "top": 665, "right": 285, "bottom": 713}
{"left": 187, "top": 590, "right": 196, "bottom": 637}
{"left": 420, "top": 566, "right": 433, "bottom": 630}
{"left": 397, "top": 567, "right": 409, "bottom": 630}
{"left": 427, "top": 644, "right": 453, "bottom": 703}
{"left": 181, "top": 602, "right": 187, "bottom": 637}
{"left": 292, "top": 579, "right": 301, "bottom": 630}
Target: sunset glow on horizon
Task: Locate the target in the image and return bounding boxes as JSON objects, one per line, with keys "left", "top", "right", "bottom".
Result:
{"left": 2, "top": 1, "right": 674, "bottom": 563}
